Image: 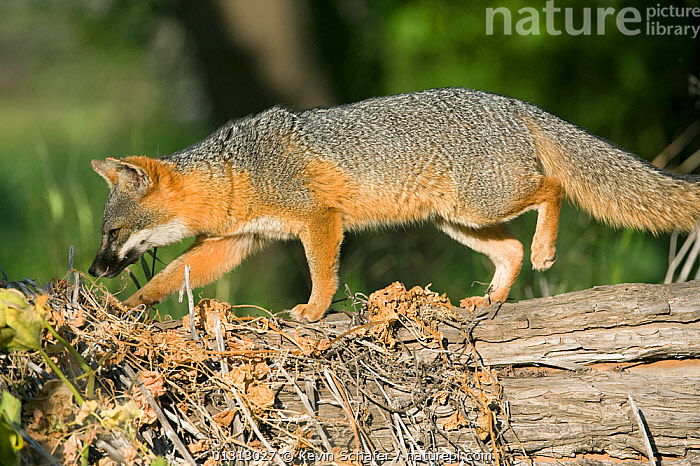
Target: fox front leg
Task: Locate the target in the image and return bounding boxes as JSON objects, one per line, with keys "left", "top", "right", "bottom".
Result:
{"left": 123, "top": 234, "right": 264, "bottom": 308}
{"left": 291, "top": 210, "right": 344, "bottom": 322}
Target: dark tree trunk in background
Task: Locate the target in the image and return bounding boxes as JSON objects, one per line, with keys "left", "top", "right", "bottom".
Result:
{"left": 172, "top": 0, "right": 334, "bottom": 121}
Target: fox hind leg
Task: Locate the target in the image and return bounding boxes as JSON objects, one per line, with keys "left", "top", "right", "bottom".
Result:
{"left": 529, "top": 176, "right": 563, "bottom": 271}
{"left": 436, "top": 220, "right": 524, "bottom": 309}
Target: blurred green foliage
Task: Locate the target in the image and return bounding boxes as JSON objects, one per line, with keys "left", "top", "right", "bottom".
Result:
{"left": 0, "top": 0, "right": 697, "bottom": 317}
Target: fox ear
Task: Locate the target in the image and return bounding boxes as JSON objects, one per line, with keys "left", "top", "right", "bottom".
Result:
{"left": 91, "top": 158, "right": 151, "bottom": 196}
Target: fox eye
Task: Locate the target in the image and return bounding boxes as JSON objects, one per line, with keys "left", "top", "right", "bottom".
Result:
{"left": 108, "top": 228, "right": 121, "bottom": 240}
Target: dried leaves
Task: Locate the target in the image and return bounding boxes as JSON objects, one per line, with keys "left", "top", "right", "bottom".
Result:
{"left": 363, "top": 281, "right": 452, "bottom": 347}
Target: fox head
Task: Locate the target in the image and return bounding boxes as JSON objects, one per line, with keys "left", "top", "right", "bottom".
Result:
{"left": 89, "top": 158, "right": 189, "bottom": 279}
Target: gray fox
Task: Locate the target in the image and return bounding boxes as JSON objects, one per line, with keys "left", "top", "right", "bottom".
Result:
{"left": 89, "top": 87, "right": 700, "bottom": 321}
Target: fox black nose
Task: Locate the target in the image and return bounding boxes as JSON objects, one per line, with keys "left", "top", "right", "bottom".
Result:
{"left": 88, "top": 265, "right": 97, "bottom": 277}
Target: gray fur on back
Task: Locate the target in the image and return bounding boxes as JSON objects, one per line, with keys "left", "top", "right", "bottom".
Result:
{"left": 166, "top": 88, "right": 544, "bottom": 217}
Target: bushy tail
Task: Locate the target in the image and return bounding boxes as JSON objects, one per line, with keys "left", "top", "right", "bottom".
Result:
{"left": 528, "top": 108, "right": 700, "bottom": 234}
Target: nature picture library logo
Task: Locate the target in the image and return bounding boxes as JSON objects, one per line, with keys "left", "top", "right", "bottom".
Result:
{"left": 486, "top": 1, "right": 700, "bottom": 38}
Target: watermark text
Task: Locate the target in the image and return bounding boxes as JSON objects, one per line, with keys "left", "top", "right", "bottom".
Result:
{"left": 486, "top": 1, "right": 700, "bottom": 38}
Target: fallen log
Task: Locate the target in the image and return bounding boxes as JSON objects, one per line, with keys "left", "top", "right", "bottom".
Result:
{"left": 501, "top": 370, "right": 700, "bottom": 462}
{"left": 465, "top": 281, "right": 700, "bottom": 368}
{"left": 301, "top": 280, "right": 700, "bottom": 464}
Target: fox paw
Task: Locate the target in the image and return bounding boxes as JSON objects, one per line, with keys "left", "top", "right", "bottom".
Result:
{"left": 531, "top": 245, "right": 557, "bottom": 271}
{"left": 459, "top": 295, "right": 491, "bottom": 311}
{"left": 124, "top": 293, "right": 156, "bottom": 310}
{"left": 291, "top": 303, "right": 326, "bottom": 322}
